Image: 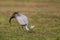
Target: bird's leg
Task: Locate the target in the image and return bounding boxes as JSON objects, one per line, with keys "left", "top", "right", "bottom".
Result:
{"left": 18, "top": 26, "right": 21, "bottom": 31}
{"left": 22, "top": 26, "right": 23, "bottom": 29}
{"left": 21, "top": 26, "right": 25, "bottom": 31}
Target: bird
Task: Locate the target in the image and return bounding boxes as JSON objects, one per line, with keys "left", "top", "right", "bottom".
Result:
{"left": 9, "top": 12, "right": 35, "bottom": 31}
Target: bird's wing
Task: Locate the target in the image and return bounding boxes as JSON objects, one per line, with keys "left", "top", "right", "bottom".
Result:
{"left": 21, "top": 15, "right": 29, "bottom": 25}
{"left": 16, "top": 16, "right": 26, "bottom": 25}
{"left": 15, "top": 14, "right": 29, "bottom": 25}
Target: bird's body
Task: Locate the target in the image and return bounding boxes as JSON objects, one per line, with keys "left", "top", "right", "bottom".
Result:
{"left": 15, "top": 14, "right": 28, "bottom": 26}
{"left": 9, "top": 12, "right": 35, "bottom": 31}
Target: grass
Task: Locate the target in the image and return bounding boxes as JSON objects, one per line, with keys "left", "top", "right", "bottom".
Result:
{"left": 0, "top": 0, "right": 60, "bottom": 40}
{"left": 0, "top": 0, "right": 60, "bottom": 3}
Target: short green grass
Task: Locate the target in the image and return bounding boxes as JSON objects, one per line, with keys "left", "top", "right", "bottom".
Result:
{"left": 0, "top": 0, "right": 60, "bottom": 40}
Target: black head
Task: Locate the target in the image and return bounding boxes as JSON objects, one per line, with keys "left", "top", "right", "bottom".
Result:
{"left": 9, "top": 12, "right": 19, "bottom": 24}
{"left": 13, "top": 12, "right": 19, "bottom": 15}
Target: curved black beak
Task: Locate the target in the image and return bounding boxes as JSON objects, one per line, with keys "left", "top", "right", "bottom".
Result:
{"left": 9, "top": 15, "right": 15, "bottom": 24}
{"left": 9, "top": 12, "right": 18, "bottom": 24}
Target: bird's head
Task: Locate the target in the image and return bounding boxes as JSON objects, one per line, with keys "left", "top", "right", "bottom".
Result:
{"left": 9, "top": 12, "right": 19, "bottom": 24}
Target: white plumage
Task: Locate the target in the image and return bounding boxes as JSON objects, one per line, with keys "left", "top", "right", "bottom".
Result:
{"left": 9, "top": 12, "right": 35, "bottom": 31}
{"left": 16, "top": 14, "right": 29, "bottom": 25}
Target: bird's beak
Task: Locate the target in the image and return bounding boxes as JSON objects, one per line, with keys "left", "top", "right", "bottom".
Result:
{"left": 9, "top": 12, "right": 18, "bottom": 24}
{"left": 9, "top": 15, "right": 15, "bottom": 24}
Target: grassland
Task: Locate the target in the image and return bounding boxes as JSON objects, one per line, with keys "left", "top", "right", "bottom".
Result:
{"left": 0, "top": 0, "right": 60, "bottom": 40}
